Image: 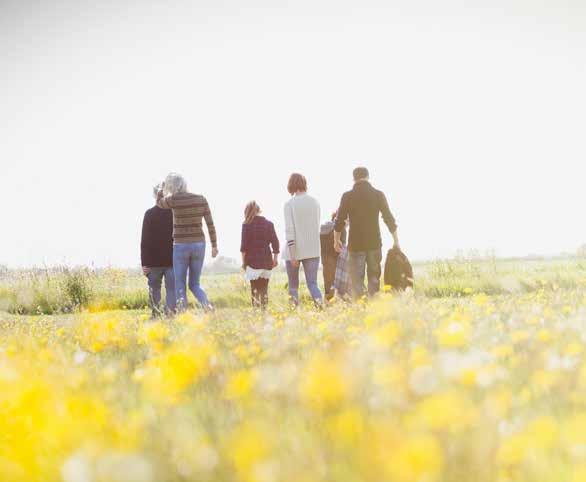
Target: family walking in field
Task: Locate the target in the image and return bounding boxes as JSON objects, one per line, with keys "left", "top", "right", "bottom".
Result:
{"left": 141, "top": 167, "right": 411, "bottom": 317}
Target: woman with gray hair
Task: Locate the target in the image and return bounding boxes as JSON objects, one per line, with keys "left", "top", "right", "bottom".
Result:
{"left": 157, "top": 172, "right": 218, "bottom": 312}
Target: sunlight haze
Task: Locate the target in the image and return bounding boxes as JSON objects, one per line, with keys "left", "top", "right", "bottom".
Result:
{"left": 1, "top": 0, "right": 584, "bottom": 267}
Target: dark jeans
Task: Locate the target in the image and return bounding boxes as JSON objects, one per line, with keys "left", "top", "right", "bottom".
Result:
{"left": 147, "top": 267, "right": 176, "bottom": 317}
{"left": 250, "top": 278, "right": 269, "bottom": 310}
{"left": 349, "top": 248, "right": 382, "bottom": 299}
{"left": 322, "top": 255, "right": 337, "bottom": 301}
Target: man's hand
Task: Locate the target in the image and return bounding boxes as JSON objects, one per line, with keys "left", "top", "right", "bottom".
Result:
{"left": 212, "top": 247, "right": 219, "bottom": 258}
{"left": 142, "top": 266, "right": 151, "bottom": 276}
{"left": 290, "top": 259, "right": 299, "bottom": 268}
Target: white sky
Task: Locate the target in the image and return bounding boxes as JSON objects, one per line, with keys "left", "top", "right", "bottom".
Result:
{"left": 1, "top": 0, "right": 585, "bottom": 267}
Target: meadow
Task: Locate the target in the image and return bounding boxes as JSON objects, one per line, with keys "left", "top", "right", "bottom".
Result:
{"left": 1, "top": 257, "right": 586, "bottom": 482}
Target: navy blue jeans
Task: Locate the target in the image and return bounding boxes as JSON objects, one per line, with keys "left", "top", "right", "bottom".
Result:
{"left": 173, "top": 242, "right": 211, "bottom": 310}
{"left": 147, "top": 267, "right": 176, "bottom": 317}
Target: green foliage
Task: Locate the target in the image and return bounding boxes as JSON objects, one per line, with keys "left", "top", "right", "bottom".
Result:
{"left": 61, "top": 268, "right": 93, "bottom": 310}
{"left": 0, "top": 259, "right": 584, "bottom": 315}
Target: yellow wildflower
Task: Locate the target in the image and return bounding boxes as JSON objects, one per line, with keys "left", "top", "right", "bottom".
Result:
{"left": 373, "top": 321, "right": 401, "bottom": 348}
{"left": 386, "top": 434, "right": 444, "bottom": 482}
{"left": 435, "top": 321, "right": 470, "bottom": 348}
{"left": 299, "top": 354, "right": 349, "bottom": 411}
{"left": 224, "top": 370, "right": 256, "bottom": 401}
{"left": 227, "top": 423, "right": 271, "bottom": 478}
{"left": 412, "top": 391, "right": 477, "bottom": 433}
{"left": 326, "top": 407, "right": 365, "bottom": 446}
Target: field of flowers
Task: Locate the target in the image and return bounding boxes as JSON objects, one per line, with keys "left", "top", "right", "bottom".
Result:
{"left": 1, "top": 259, "right": 586, "bottom": 482}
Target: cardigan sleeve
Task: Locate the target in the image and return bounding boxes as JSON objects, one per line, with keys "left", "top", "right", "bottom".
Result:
{"left": 284, "top": 202, "right": 296, "bottom": 250}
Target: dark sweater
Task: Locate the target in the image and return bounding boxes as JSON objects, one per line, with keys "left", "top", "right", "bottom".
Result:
{"left": 320, "top": 221, "right": 347, "bottom": 261}
{"left": 240, "top": 216, "right": 280, "bottom": 270}
{"left": 334, "top": 181, "right": 397, "bottom": 252}
{"left": 141, "top": 206, "right": 174, "bottom": 267}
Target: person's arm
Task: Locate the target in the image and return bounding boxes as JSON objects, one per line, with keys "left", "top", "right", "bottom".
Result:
{"left": 156, "top": 190, "right": 173, "bottom": 209}
{"left": 269, "top": 222, "right": 280, "bottom": 268}
{"left": 284, "top": 202, "right": 297, "bottom": 265}
{"left": 240, "top": 224, "right": 247, "bottom": 269}
{"left": 203, "top": 197, "right": 218, "bottom": 257}
{"left": 333, "top": 194, "right": 349, "bottom": 252}
{"left": 140, "top": 212, "right": 151, "bottom": 275}
{"left": 334, "top": 230, "right": 343, "bottom": 253}
{"left": 379, "top": 191, "right": 400, "bottom": 249}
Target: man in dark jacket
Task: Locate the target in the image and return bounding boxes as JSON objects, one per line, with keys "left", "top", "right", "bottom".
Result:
{"left": 334, "top": 167, "right": 400, "bottom": 299}
{"left": 141, "top": 185, "right": 176, "bottom": 317}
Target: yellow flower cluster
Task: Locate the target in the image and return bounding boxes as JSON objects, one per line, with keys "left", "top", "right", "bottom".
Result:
{"left": 0, "top": 281, "right": 585, "bottom": 482}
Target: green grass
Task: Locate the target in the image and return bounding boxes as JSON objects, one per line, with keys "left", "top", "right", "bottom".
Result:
{"left": 1, "top": 258, "right": 584, "bottom": 315}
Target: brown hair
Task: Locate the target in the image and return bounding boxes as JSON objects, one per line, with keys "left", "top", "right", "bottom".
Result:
{"left": 287, "top": 173, "right": 307, "bottom": 195}
{"left": 244, "top": 201, "right": 261, "bottom": 224}
{"left": 353, "top": 167, "right": 369, "bottom": 181}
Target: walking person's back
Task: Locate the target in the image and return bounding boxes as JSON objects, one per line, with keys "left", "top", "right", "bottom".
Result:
{"left": 334, "top": 166, "right": 400, "bottom": 299}
{"left": 283, "top": 173, "right": 323, "bottom": 307}
{"left": 240, "top": 201, "right": 280, "bottom": 310}
{"left": 156, "top": 172, "right": 219, "bottom": 311}
{"left": 285, "top": 193, "right": 321, "bottom": 262}
{"left": 141, "top": 185, "right": 176, "bottom": 317}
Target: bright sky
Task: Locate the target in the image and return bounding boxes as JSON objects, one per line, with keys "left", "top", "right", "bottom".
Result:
{"left": 1, "top": 0, "right": 584, "bottom": 267}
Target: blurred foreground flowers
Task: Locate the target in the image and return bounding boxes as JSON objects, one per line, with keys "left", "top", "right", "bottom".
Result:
{"left": 1, "top": 282, "right": 586, "bottom": 482}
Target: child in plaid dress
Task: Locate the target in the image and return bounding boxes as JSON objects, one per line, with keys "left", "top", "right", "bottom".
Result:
{"left": 240, "top": 201, "right": 280, "bottom": 310}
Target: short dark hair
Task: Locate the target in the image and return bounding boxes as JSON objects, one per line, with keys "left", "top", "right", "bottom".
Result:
{"left": 287, "top": 173, "right": 307, "bottom": 194}
{"left": 353, "top": 167, "right": 369, "bottom": 181}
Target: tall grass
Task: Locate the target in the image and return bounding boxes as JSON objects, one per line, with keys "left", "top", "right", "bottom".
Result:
{"left": 0, "top": 258, "right": 584, "bottom": 315}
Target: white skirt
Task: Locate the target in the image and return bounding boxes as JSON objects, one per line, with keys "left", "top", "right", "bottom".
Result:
{"left": 245, "top": 267, "right": 273, "bottom": 281}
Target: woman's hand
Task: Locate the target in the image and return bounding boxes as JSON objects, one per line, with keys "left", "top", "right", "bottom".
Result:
{"left": 272, "top": 255, "right": 279, "bottom": 269}
{"left": 142, "top": 266, "right": 151, "bottom": 276}
{"left": 212, "top": 247, "right": 219, "bottom": 258}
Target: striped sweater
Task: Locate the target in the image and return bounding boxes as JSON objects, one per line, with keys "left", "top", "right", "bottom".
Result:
{"left": 157, "top": 192, "right": 217, "bottom": 247}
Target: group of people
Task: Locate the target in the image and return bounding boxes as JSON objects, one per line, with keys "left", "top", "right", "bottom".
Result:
{"left": 140, "top": 167, "right": 400, "bottom": 316}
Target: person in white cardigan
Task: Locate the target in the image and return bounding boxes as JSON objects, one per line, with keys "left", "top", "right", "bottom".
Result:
{"left": 283, "top": 173, "right": 323, "bottom": 307}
